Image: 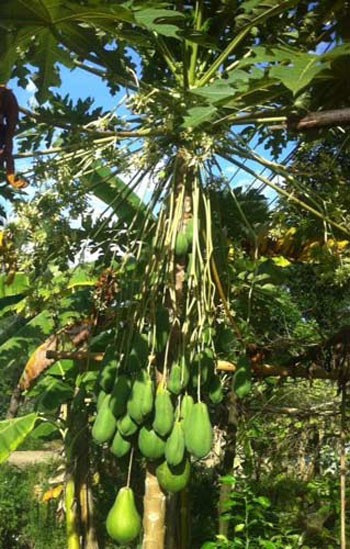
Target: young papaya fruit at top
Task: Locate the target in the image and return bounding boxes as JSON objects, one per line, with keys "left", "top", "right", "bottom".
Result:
{"left": 175, "top": 232, "right": 189, "bottom": 257}
{"left": 125, "top": 332, "right": 149, "bottom": 371}
{"left": 109, "top": 375, "right": 131, "bottom": 418}
{"left": 191, "top": 348, "right": 215, "bottom": 388}
{"left": 208, "top": 375, "right": 224, "bottom": 404}
{"left": 127, "top": 370, "right": 151, "bottom": 424}
{"left": 99, "top": 359, "right": 118, "bottom": 394}
{"left": 155, "top": 307, "right": 170, "bottom": 352}
{"left": 184, "top": 402, "right": 213, "bottom": 459}
{"left": 92, "top": 394, "right": 117, "bottom": 445}
{"left": 106, "top": 487, "right": 141, "bottom": 544}
{"left": 153, "top": 388, "right": 174, "bottom": 437}
{"left": 168, "top": 356, "right": 190, "bottom": 395}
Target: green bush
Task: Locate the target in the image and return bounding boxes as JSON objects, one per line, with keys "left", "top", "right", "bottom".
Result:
{"left": 0, "top": 463, "right": 65, "bottom": 549}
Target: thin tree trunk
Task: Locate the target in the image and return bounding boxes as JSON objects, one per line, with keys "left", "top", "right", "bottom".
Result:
{"left": 143, "top": 464, "right": 166, "bottom": 549}
{"left": 6, "top": 384, "right": 22, "bottom": 418}
{"left": 165, "top": 494, "right": 179, "bottom": 549}
{"left": 218, "top": 390, "right": 239, "bottom": 537}
{"left": 65, "top": 474, "right": 80, "bottom": 549}
{"left": 340, "top": 384, "right": 347, "bottom": 549}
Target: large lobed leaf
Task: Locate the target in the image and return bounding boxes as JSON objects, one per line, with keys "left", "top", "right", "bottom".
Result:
{"left": 0, "top": 413, "right": 39, "bottom": 464}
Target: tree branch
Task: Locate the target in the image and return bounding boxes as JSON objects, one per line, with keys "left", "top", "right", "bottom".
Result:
{"left": 289, "top": 109, "right": 350, "bottom": 131}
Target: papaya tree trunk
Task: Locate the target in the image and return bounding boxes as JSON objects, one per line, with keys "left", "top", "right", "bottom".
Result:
{"left": 143, "top": 464, "right": 166, "bottom": 549}
{"left": 65, "top": 474, "right": 80, "bottom": 549}
{"left": 76, "top": 409, "right": 99, "bottom": 549}
{"left": 142, "top": 149, "right": 193, "bottom": 549}
{"left": 65, "top": 364, "right": 99, "bottom": 549}
{"left": 219, "top": 390, "right": 239, "bottom": 537}
{"left": 340, "top": 383, "right": 347, "bottom": 549}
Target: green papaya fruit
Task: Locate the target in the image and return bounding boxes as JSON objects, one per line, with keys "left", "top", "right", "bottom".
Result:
{"left": 127, "top": 370, "right": 149, "bottom": 424}
{"left": 110, "top": 430, "right": 131, "bottom": 458}
{"left": 180, "top": 394, "right": 194, "bottom": 432}
{"left": 99, "top": 359, "right": 118, "bottom": 393}
{"left": 156, "top": 458, "right": 191, "bottom": 493}
{"left": 106, "top": 487, "right": 141, "bottom": 544}
{"left": 175, "top": 232, "right": 189, "bottom": 257}
{"left": 97, "top": 390, "right": 107, "bottom": 411}
{"left": 208, "top": 375, "right": 224, "bottom": 404}
{"left": 126, "top": 333, "right": 149, "bottom": 371}
{"left": 109, "top": 375, "right": 131, "bottom": 418}
{"left": 168, "top": 356, "right": 190, "bottom": 395}
{"left": 117, "top": 414, "right": 139, "bottom": 437}
{"left": 165, "top": 421, "right": 185, "bottom": 466}
{"left": 191, "top": 348, "right": 215, "bottom": 388}
{"left": 153, "top": 389, "right": 174, "bottom": 437}
{"left": 138, "top": 425, "right": 166, "bottom": 460}
{"left": 92, "top": 395, "right": 117, "bottom": 444}
{"left": 155, "top": 307, "right": 170, "bottom": 352}
{"left": 184, "top": 402, "right": 213, "bottom": 459}
{"left": 167, "top": 364, "right": 182, "bottom": 395}
{"left": 141, "top": 378, "right": 154, "bottom": 417}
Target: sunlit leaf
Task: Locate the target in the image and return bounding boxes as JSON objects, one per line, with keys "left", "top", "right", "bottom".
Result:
{"left": 0, "top": 413, "right": 39, "bottom": 464}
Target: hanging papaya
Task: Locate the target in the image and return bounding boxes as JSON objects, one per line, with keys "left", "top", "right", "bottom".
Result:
{"left": 180, "top": 394, "right": 194, "bottom": 432}
{"left": 141, "top": 377, "right": 154, "bottom": 417}
{"left": 208, "top": 375, "right": 224, "bottom": 404}
{"left": 153, "top": 388, "right": 174, "bottom": 437}
{"left": 168, "top": 356, "right": 190, "bottom": 395}
{"left": 126, "top": 332, "right": 149, "bottom": 371}
{"left": 92, "top": 394, "right": 117, "bottom": 444}
{"left": 99, "top": 359, "right": 118, "bottom": 393}
{"left": 165, "top": 421, "right": 185, "bottom": 466}
{"left": 109, "top": 375, "right": 131, "bottom": 418}
{"left": 117, "top": 413, "right": 139, "bottom": 437}
{"left": 156, "top": 458, "right": 191, "bottom": 493}
{"left": 184, "top": 402, "right": 213, "bottom": 459}
{"left": 138, "top": 425, "right": 166, "bottom": 460}
{"left": 96, "top": 390, "right": 107, "bottom": 411}
{"left": 106, "top": 487, "right": 141, "bottom": 544}
{"left": 110, "top": 430, "right": 131, "bottom": 458}
{"left": 175, "top": 232, "right": 189, "bottom": 256}
{"left": 155, "top": 307, "right": 170, "bottom": 352}
{"left": 127, "top": 370, "right": 150, "bottom": 424}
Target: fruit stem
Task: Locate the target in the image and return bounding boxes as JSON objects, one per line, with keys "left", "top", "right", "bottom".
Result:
{"left": 126, "top": 446, "right": 135, "bottom": 488}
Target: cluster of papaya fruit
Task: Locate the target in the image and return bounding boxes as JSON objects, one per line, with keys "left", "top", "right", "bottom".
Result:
{"left": 93, "top": 349, "right": 221, "bottom": 544}
{"left": 93, "top": 362, "right": 221, "bottom": 489}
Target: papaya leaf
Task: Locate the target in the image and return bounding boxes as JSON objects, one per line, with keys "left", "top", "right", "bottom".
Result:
{"left": 0, "top": 311, "right": 55, "bottom": 374}
{"left": 182, "top": 106, "right": 217, "bottom": 129}
{"left": 0, "top": 273, "right": 29, "bottom": 298}
{"left": 191, "top": 81, "right": 235, "bottom": 105}
{"left": 133, "top": 7, "right": 184, "bottom": 38}
{"left": 269, "top": 53, "right": 329, "bottom": 95}
{"left": 0, "top": 413, "right": 40, "bottom": 464}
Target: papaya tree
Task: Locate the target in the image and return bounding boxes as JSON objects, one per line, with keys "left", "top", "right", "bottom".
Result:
{"left": 0, "top": 1, "right": 350, "bottom": 548}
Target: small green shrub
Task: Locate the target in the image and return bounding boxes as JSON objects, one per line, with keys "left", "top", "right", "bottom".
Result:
{"left": 0, "top": 463, "right": 65, "bottom": 549}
